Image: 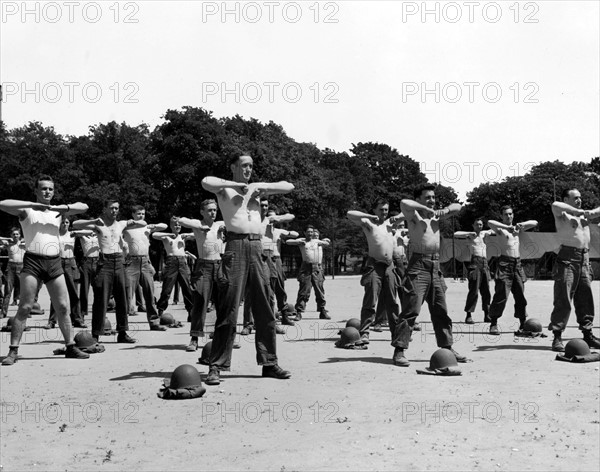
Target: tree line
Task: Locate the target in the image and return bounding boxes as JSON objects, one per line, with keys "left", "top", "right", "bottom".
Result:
{"left": 1, "top": 106, "right": 598, "bottom": 271}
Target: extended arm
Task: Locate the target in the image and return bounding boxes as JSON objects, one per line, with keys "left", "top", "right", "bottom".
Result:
{"left": 515, "top": 220, "right": 538, "bottom": 232}
{"left": 0, "top": 200, "right": 49, "bottom": 218}
{"left": 454, "top": 231, "right": 476, "bottom": 239}
{"left": 250, "top": 182, "right": 294, "bottom": 196}
{"left": 347, "top": 210, "right": 378, "bottom": 226}
{"left": 268, "top": 213, "right": 295, "bottom": 224}
{"left": 400, "top": 199, "right": 434, "bottom": 220}
{"left": 178, "top": 217, "right": 208, "bottom": 231}
{"left": 152, "top": 232, "right": 176, "bottom": 240}
{"left": 285, "top": 238, "right": 306, "bottom": 247}
{"left": 201, "top": 177, "right": 247, "bottom": 194}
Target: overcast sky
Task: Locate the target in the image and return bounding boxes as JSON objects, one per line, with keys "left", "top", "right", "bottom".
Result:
{"left": 1, "top": 1, "right": 598, "bottom": 200}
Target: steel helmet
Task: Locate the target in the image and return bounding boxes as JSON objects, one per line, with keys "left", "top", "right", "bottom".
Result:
{"left": 103, "top": 317, "right": 112, "bottom": 335}
{"left": 428, "top": 348, "right": 458, "bottom": 370}
{"left": 74, "top": 331, "right": 96, "bottom": 349}
{"left": 523, "top": 318, "right": 542, "bottom": 333}
{"left": 345, "top": 318, "right": 361, "bottom": 330}
{"left": 564, "top": 339, "right": 591, "bottom": 359}
{"left": 336, "top": 327, "right": 361, "bottom": 348}
{"left": 169, "top": 364, "right": 203, "bottom": 389}
{"left": 160, "top": 312, "right": 175, "bottom": 325}
{"left": 199, "top": 341, "right": 212, "bottom": 365}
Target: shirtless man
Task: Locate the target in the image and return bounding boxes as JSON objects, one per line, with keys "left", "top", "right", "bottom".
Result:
{"left": 347, "top": 198, "right": 401, "bottom": 346}
{"left": 454, "top": 218, "right": 494, "bottom": 324}
{"left": 201, "top": 153, "right": 294, "bottom": 385}
{"left": 45, "top": 217, "right": 86, "bottom": 328}
{"left": 394, "top": 184, "right": 466, "bottom": 367}
{"left": 0, "top": 227, "right": 25, "bottom": 317}
{"left": 287, "top": 226, "right": 331, "bottom": 320}
{"left": 72, "top": 199, "right": 143, "bottom": 343}
{"left": 0, "top": 175, "right": 90, "bottom": 365}
{"left": 152, "top": 217, "right": 194, "bottom": 318}
{"left": 178, "top": 199, "right": 225, "bottom": 352}
{"left": 547, "top": 188, "right": 600, "bottom": 351}
{"left": 487, "top": 206, "right": 538, "bottom": 335}
{"left": 123, "top": 205, "right": 167, "bottom": 332}
{"left": 242, "top": 199, "right": 298, "bottom": 334}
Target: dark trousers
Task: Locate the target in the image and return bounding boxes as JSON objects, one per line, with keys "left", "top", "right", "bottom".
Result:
{"left": 157, "top": 256, "right": 193, "bottom": 313}
{"left": 396, "top": 253, "right": 453, "bottom": 349}
{"left": 295, "top": 262, "right": 326, "bottom": 313}
{"left": 2, "top": 262, "right": 22, "bottom": 316}
{"left": 244, "top": 252, "right": 294, "bottom": 327}
{"left": 548, "top": 246, "right": 594, "bottom": 332}
{"left": 464, "top": 256, "right": 491, "bottom": 314}
{"left": 79, "top": 257, "right": 98, "bottom": 318}
{"left": 489, "top": 255, "right": 528, "bottom": 322}
{"left": 360, "top": 258, "right": 400, "bottom": 335}
{"left": 126, "top": 255, "right": 160, "bottom": 327}
{"left": 190, "top": 259, "right": 221, "bottom": 337}
{"left": 375, "top": 255, "right": 407, "bottom": 325}
{"left": 210, "top": 237, "right": 277, "bottom": 369}
{"left": 91, "top": 253, "right": 129, "bottom": 337}
{"left": 48, "top": 258, "right": 83, "bottom": 325}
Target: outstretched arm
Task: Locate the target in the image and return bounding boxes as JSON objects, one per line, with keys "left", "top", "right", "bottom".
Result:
{"left": 202, "top": 177, "right": 247, "bottom": 194}
{"left": 347, "top": 210, "right": 378, "bottom": 227}
{"left": 250, "top": 182, "right": 294, "bottom": 196}
{"left": 285, "top": 238, "right": 306, "bottom": 247}
{"left": 49, "top": 202, "right": 89, "bottom": 218}
{"left": 72, "top": 218, "right": 103, "bottom": 230}
{"left": 400, "top": 199, "right": 435, "bottom": 220}
{"left": 454, "top": 231, "right": 476, "bottom": 239}
{"left": 178, "top": 217, "right": 208, "bottom": 231}
{"left": 152, "top": 232, "right": 176, "bottom": 240}
{"left": 148, "top": 223, "right": 168, "bottom": 232}
{"left": 0, "top": 200, "right": 50, "bottom": 218}
{"left": 435, "top": 203, "right": 462, "bottom": 220}
{"left": 516, "top": 220, "right": 538, "bottom": 232}
{"left": 268, "top": 213, "right": 295, "bottom": 224}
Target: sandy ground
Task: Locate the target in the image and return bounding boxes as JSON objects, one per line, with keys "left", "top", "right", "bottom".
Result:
{"left": 1, "top": 277, "right": 599, "bottom": 472}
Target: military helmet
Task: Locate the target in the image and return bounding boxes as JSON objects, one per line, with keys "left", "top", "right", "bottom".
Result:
{"left": 428, "top": 348, "right": 458, "bottom": 370}
{"left": 345, "top": 318, "right": 361, "bottom": 330}
{"left": 103, "top": 317, "right": 112, "bottom": 335}
{"left": 523, "top": 318, "right": 542, "bottom": 333}
{"left": 74, "top": 331, "right": 96, "bottom": 349}
{"left": 169, "top": 364, "right": 203, "bottom": 389}
{"left": 338, "top": 327, "right": 361, "bottom": 346}
{"left": 564, "top": 339, "right": 591, "bottom": 359}
{"left": 160, "top": 312, "right": 175, "bottom": 325}
{"left": 199, "top": 341, "right": 212, "bottom": 365}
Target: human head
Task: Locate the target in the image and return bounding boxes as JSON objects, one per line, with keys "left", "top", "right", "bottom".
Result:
{"left": 230, "top": 154, "right": 253, "bottom": 183}
{"left": 60, "top": 216, "right": 72, "bottom": 230}
{"left": 131, "top": 205, "right": 145, "bottom": 221}
{"left": 373, "top": 198, "right": 389, "bottom": 222}
{"left": 472, "top": 217, "right": 484, "bottom": 232}
{"left": 414, "top": 184, "right": 436, "bottom": 208}
{"left": 200, "top": 199, "right": 218, "bottom": 223}
{"left": 35, "top": 175, "right": 55, "bottom": 204}
{"left": 170, "top": 216, "right": 181, "bottom": 233}
{"left": 305, "top": 225, "right": 315, "bottom": 239}
{"left": 313, "top": 228, "right": 320, "bottom": 239}
{"left": 562, "top": 188, "right": 582, "bottom": 209}
{"left": 500, "top": 205, "right": 514, "bottom": 225}
{"left": 260, "top": 197, "right": 269, "bottom": 218}
{"left": 103, "top": 199, "right": 120, "bottom": 220}
{"left": 10, "top": 227, "right": 21, "bottom": 240}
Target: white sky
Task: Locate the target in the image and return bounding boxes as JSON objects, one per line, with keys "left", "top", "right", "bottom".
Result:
{"left": 1, "top": 0, "right": 598, "bottom": 200}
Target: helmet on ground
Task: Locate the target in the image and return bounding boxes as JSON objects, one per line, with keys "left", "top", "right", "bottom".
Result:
{"left": 428, "top": 348, "right": 458, "bottom": 370}
{"left": 337, "top": 327, "right": 361, "bottom": 347}
{"left": 523, "top": 318, "right": 542, "bottom": 333}
{"left": 160, "top": 312, "right": 175, "bottom": 325}
{"left": 564, "top": 339, "right": 591, "bottom": 359}
{"left": 199, "top": 341, "right": 212, "bottom": 365}
{"left": 74, "top": 331, "right": 96, "bottom": 349}
{"left": 103, "top": 317, "right": 112, "bottom": 334}
{"left": 168, "top": 364, "right": 203, "bottom": 389}
{"left": 345, "top": 318, "right": 361, "bottom": 330}
{"left": 107, "top": 298, "right": 116, "bottom": 311}
{"left": 30, "top": 302, "right": 44, "bottom": 315}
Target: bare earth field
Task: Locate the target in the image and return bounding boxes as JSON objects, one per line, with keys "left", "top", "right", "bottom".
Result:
{"left": 1, "top": 277, "right": 599, "bottom": 472}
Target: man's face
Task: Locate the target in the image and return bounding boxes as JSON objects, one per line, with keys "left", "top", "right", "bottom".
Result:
{"left": 313, "top": 230, "right": 320, "bottom": 240}
{"left": 473, "top": 220, "right": 484, "bottom": 232}
{"left": 231, "top": 155, "right": 253, "bottom": 183}
{"left": 417, "top": 190, "right": 436, "bottom": 208}
{"left": 374, "top": 203, "right": 389, "bottom": 222}
{"left": 11, "top": 230, "right": 20, "bottom": 241}
{"left": 201, "top": 204, "right": 218, "bottom": 223}
{"left": 36, "top": 180, "right": 54, "bottom": 204}
{"left": 502, "top": 208, "right": 514, "bottom": 225}
{"left": 105, "top": 202, "right": 120, "bottom": 219}
{"left": 260, "top": 200, "right": 269, "bottom": 218}
{"left": 305, "top": 228, "right": 315, "bottom": 239}
{"left": 170, "top": 218, "right": 181, "bottom": 233}
{"left": 564, "top": 190, "right": 582, "bottom": 209}
{"left": 132, "top": 209, "right": 145, "bottom": 221}
{"left": 61, "top": 219, "right": 71, "bottom": 231}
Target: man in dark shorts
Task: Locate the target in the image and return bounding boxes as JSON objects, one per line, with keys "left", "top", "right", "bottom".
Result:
{"left": 0, "top": 175, "right": 90, "bottom": 365}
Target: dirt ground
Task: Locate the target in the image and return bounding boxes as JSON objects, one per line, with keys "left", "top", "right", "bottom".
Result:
{"left": 1, "top": 277, "right": 599, "bottom": 472}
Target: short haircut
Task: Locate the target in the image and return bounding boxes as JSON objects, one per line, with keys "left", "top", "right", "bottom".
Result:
{"left": 131, "top": 205, "right": 145, "bottom": 213}
{"left": 103, "top": 198, "right": 119, "bottom": 208}
{"left": 373, "top": 197, "right": 389, "bottom": 209}
{"left": 171, "top": 216, "right": 180, "bottom": 223}
{"left": 36, "top": 174, "right": 54, "bottom": 188}
{"left": 413, "top": 184, "right": 436, "bottom": 199}
{"left": 201, "top": 198, "right": 217, "bottom": 210}
{"left": 500, "top": 205, "right": 513, "bottom": 214}
{"left": 229, "top": 152, "right": 252, "bottom": 166}
{"left": 10, "top": 227, "right": 21, "bottom": 234}
{"left": 306, "top": 225, "right": 315, "bottom": 231}
{"left": 473, "top": 216, "right": 485, "bottom": 224}
{"left": 561, "top": 188, "right": 578, "bottom": 200}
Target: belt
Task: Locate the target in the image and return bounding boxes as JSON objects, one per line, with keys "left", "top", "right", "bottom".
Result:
{"left": 471, "top": 255, "right": 487, "bottom": 261}
{"left": 83, "top": 256, "right": 99, "bottom": 261}
{"left": 61, "top": 257, "right": 76, "bottom": 262}
{"left": 499, "top": 255, "right": 520, "bottom": 262}
{"left": 227, "top": 232, "right": 262, "bottom": 241}
{"left": 130, "top": 255, "right": 148, "bottom": 258}
{"left": 101, "top": 253, "right": 123, "bottom": 260}
{"left": 559, "top": 245, "right": 588, "bottom": 253}
{"left": 166, "top": 255, "right": 187, "bottom": 259}
{"left": 197, "top": 259, "right": 220, "bottom": 264}
{"left": 412, "top": 253, "right": 440, "bottom": 260}
{"left": 25, "top": 252, "right": 60, "bottom": 260}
